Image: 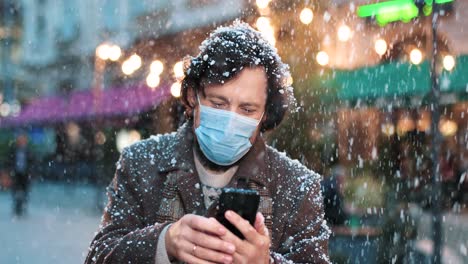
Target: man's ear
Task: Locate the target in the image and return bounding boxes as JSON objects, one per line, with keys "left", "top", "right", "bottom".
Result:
{"left": 187, "top": 87, "right": 197, "bottom": 108}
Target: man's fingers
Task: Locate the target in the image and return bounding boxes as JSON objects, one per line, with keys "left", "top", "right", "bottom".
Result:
{"left": 225, "top": 210, "right": 260, "bottom": 242}
{"left": 232, "top": 252, "right": 245, "bottom": 264}
{"left": 219, "top": 224, "right": 243, "bottom": 248}
{"left": 191, "top": 244, "right": 234, "bottom": 264}
{"left": 177, "top": 238, "right": 232, "bottom": 264}
{"left": 254, "top": 212, "right": 264, "bottom": 231}
{"left": 254, "top": 212, "right": 269, "bottom": 236}
{"left": 186, "top": 215, "right": 227, "bottom": 236}
{"left": 179, "top": 251, "right": 218, "bottom": 264}
{"left": 190, "top": 229, "right": 236, "bottom": 255}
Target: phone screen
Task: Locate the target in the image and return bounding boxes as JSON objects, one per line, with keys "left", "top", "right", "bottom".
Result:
{"left": 215, "top": 188, "right": 260, "bottom": 239}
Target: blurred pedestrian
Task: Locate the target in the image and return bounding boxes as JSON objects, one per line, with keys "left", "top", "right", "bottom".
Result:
{"left": 440, "top": 145, "right": 457, "bottom": 208}
{"left": 86, "top": 21, "right": 330, "bottom": 264}
{"left": 321, "top": 165, "right": 347, "bottom": 226}
{"left": 8, "top": 133, "right": 32, "bottom": 217}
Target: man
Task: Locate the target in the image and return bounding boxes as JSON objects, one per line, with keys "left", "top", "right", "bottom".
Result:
{"left": 86, "top": 21, "right": 330, "bottom": 264}
{"left": 321, "top": 166, "right": 347, "bottom": 226}
{"left": 9, "top": 133, "right": 32, "bottom": 217}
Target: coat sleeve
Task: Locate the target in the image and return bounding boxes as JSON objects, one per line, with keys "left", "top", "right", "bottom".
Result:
{"left": 271, "top": 174, "right": 331, "bottom": 264}
{"left": 85, "top": 148, "right": 171, "bottom": 264}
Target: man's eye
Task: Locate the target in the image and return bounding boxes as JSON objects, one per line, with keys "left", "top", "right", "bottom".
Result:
{"left": 243, "top": 108, "right": 255, "bottom": 113}
{"left": 211, "top": 102, "right": 224, "bottom": 108}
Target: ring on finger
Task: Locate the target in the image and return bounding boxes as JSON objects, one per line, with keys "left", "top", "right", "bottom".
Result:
{"left": 192, "top": 244, "right": 198, "bottom": 255}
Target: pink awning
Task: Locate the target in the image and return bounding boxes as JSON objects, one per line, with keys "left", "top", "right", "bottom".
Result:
{"left": 1, "top": 83, "right": 171, "bottom": 128}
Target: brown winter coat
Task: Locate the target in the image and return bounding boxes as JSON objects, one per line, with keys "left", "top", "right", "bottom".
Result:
{"left": 85, "top": 122, "right": 330, "bottom": 263}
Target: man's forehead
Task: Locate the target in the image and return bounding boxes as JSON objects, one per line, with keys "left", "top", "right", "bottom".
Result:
{"left": 205, "top": 89, "right": 265, "bottom": 105}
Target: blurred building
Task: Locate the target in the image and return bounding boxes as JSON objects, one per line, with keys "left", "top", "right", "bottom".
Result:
{"left": 0, "top": 0, "right": 255, "bottom": 185}
{"left": 0, "top": 1, "right": 23, "bottom": 111}
{"left": 0, "top": 0, "right": 252, "bottom": 129}
{"left": 14, "top": 0, "right": 246, "bottom": 97}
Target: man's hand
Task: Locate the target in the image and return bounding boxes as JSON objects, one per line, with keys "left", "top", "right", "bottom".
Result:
{"left": 220, "top": 211, "right": 271, "bottom": 264}
{"left": 165, "top": 214, "right": 236, "bottom": 264}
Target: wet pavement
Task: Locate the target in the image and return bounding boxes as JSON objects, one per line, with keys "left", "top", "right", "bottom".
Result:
{"left": 0, "top": 182, "right": 104, "bottom": 264}
{"left": 1, "top": 182, "right": 467, "bottom": 264}
{"left": 410, "top": 204, "right": 468, "bottom": 264}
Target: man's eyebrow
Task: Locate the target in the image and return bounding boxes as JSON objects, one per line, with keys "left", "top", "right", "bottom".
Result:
{"left": 206, "top": 94, "right": 262, "bottom": 108}
{"left": 239, "top": 102, "right": 261, "bottom": 108}
{"left": 206, "top": 94, "right": 229, "bottom": 102}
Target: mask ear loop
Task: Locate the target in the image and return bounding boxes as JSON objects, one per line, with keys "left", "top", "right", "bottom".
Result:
{"left": 258, "top": 111, "right": 265, "bottom": 123}
{"left": 196, "top": 94, "right": 203, "bottom": 107}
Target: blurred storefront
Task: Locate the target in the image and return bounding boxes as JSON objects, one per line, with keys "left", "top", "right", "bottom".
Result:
{"left": 327, "top": 1, "right": 468, "bottom": 212}
{"left": 318, "top": 1, "right": 468, "bottom": 262}
{"left": 254, "top": 0, "right": 467, "bottom": 262}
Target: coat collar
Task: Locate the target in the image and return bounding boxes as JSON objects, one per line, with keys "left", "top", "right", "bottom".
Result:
{"left": 158, "top": 121, "right": 270, "bottom": 189}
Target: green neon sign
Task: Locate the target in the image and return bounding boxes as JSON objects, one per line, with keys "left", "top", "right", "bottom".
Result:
{"left": 424, "top": 0, "right": 455, "bottom": 4}
{"left": 357, "top": 0, "right": 454, "bottom": 26}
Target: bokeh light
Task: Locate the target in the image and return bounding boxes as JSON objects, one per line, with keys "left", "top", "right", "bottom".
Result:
{"left": 443, "top": 55, "right": 455, "bottom": 71}
{"left": 150, "top": 60, "right": 164, "bottom": 75}
{"left": 374, "top": 39, "right": 388, "bottom": 56}
{"left": 337, "top": 24, "right": 352, "bottom": 42}
{"left": 256, "top": 0, "right": 271, "bottom": 9}
{"left": 108, "top": 45, "right": 122, "bottom": 61}
{"left": 96, "top": 43, "right": 110, "bottom": 60}
{"left": 300, "top": 8, "right": 314, "bottom": 25}
{"left": 122, "top": 54, "right": 142, "bottom": 75}
{"left": 316, "top": 51, "right": 329, "bottom": 66}
{"left": 173, "top": 61, "right": 184, "bottom": 79}
{"left": 439, "top": 119, "right": 458, "bottom": 137}
{"left": 116, "top": 129, "right": 141, "bottom": 153}
{"left": 256, "top": 17, "right": 271, "bottom": 32}
{"left": 146, "top": 73, "right": 160, "bottom": 89}
{"left": 171, "top": 82, "right": 182, "bottom": 98}
{"left": 409, "top": 48, "right": 423, "bottom": 65}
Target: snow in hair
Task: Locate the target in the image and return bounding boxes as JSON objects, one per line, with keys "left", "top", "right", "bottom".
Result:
{"left": 186, "top": 20, "right": 297, "bottom": 112}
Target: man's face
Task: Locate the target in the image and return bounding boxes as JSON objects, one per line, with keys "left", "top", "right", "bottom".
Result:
{"left": 17, "top": 135, "right": 28, "bottom": 147}
{"left": 191, "top": 67, "right": 268, "bottom": 144}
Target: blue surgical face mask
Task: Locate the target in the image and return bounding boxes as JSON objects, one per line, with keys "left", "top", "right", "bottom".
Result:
{"left": 195, "top": 96, "right": 263, "bottom": 166}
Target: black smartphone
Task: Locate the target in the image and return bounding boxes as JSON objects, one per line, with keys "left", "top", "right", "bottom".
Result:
{"left": 215, "top": 188, "right": 260, "bottom": 239}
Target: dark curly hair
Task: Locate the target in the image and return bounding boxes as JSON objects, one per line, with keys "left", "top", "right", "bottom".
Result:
{"left": 180, "top": 20, "right": 294, "bottom": 132}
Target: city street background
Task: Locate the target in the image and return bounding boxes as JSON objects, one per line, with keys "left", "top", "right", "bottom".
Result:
{"left": 1, "top": 0, "right": 467, "bottom": 263}
{"left": 0, "top": 182, "right": 102, "bottom": 264}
